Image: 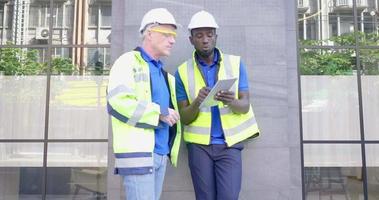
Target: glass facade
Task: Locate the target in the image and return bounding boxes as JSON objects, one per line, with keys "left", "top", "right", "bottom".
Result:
{"left": 298, "top": 0, "right": 379, "bottom": 199}
{"left": 1, "top": 0, "right": 379, "bottom": 199}
{"left": 0, "top": 0, "right": 110, "bottom": 199}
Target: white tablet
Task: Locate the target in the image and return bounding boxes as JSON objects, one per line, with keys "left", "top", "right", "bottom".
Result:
{"left": 199, "top": 78, "right": 237, "bottom": 108}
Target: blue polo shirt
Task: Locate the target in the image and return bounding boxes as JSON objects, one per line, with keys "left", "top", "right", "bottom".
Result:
{"left": 175, "top": 49, "right": 249, "bottom": 144}
{"left": 139, "top": 47, "right": 170, "bottom": 155}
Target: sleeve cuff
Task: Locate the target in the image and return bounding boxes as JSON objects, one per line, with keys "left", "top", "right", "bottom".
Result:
{"left": 160, "top": 106, "right": 169, "bottom": 116}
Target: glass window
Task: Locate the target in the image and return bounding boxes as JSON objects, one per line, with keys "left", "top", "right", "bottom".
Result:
{"left": 304, "top": 144, "right": 363, "bottom": 199}
{"left": 87, "top": 5, "right": 111, "bottom": 44}
{"left": 87, "top": 47, "right": 111, "bottom": 72}
{"left": 0, "top": 167, "right": 43, "bottom": 199}
{"left": 87, "top": 29, "right": 97, "bottom": 44}
{"left": 298, "top": 0, "right": 356, "bottom": 46}
{"left": 64, "top": 3, "right": 74, "bottom": 28}
{"left": 0, "top": 48, "right": 48, "bottom": 139}
{"left": 45, "top": 167, "right": 107, "bottom": 200}
{"left": 366, "top": 144, "right": 379, "bottom": 200}
{"left": 46, "top": 143, "right": 107, "bottom": 199}
{"left": 1, "top": 2, "right": 51, "bottom": 45}
{"left": 51, "top": 2, "right": 74, "bottom": 45}
{"left": 101, "top": 5, "right": 111, "bottom": 27}
{"left": 47, "top": 143, "right": 107, "bottom": 167}
{"left": 0, "top": 7, "right": 3, "bottom": 28}
{"left": 359, "top": 49, "right": 379, "bottom": 140}
{"left": 0, "top": 143, "right": 44, "bottom": 199}
{"left": 357, "top": 9, "right": 379, "bottom": 45}
{"left": 0, "top": 143, "right": 44, "bottom": 167}
{"left": 300, "top": 48, "right": 360, "bottom": 140}
{"left": 360, "top": 49, "right": 379, "bottom": 75}
{"left": 6, "top": 4, "right": 12, "bottom": 28}
{"left": 98, "top": 29, "right": 111, "bottom": 44}
{"left": 48, "top": 75, "right": 108, "bottom": 139}
{"left": 54, "top": 4, "right": 64, "bottom": 27}
{"left": 48, "top": 48, "right": 108, "bottom": 139}
{"left": 29, "top": 6, "right": 39, "bottom": 27}
{"left": 88, "top": 6, "right": 98, "bottom": 27}
{"left": 0, "top": 0, "right": 112, "bottom": 198}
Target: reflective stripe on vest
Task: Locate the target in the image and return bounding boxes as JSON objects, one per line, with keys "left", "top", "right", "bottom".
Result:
{"left": 114, "top": 152, "right": 154, "bottom": 174}
{"left": 127, "top": 100, "right": 148, "bottom": 127}
{"left": 200, "top": 106, "right": 232, "bottom": 115}
{"left": 107, "top": 85, "right": 134, "bottom": 100}
{"left": 115, "top": 156, "right": 153, "bottom": 168}
{"left": 184, "top": 115, "right": 256, "bottom": 137}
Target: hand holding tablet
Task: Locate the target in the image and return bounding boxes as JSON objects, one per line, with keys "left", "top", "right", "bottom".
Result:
{"left": 199, "top": 78, "right": 237, "bottom": 108}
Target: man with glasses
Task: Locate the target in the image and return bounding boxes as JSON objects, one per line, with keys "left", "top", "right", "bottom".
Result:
{"left": 107, "top": 8, "right": 181, "bottom": 200}
{"left": 175, "top": 11, "right": 260, "bottom": 200}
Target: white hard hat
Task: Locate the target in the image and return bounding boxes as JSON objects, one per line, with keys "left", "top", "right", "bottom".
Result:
{"left": 188, "top": 10, "right": 219, "bottom": 31}
{"left": 139, "top": 8, "right": 177, "bottom": 33}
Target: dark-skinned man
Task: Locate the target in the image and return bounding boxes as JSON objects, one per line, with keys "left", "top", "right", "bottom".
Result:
{"left": 174, "top": 10, "right": 260, "bottom": 200}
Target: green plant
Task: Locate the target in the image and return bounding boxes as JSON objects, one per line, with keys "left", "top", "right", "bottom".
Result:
{"left": 300, "top": 31, "right": 379, "bottom": 75}
{"left": 300, "top": 46, "right": 354, "bottom": 75}
{"left": 0, "top": 43, "right": 43, "bottom": 75}
{"left": 50, "top": 57, "right": 76, "bottom": 75}
{"left": 0, "top": 42, "right": 77, "bottom": 75}
{"left": 360, "top": 49, "right": 379, "bottom": 75}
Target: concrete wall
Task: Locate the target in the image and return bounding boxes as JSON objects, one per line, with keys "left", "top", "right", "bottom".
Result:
{"left": 108, "top": 0, "right": 302, "bottom": 199}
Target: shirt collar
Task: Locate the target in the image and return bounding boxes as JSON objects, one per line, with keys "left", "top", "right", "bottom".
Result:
{"left": 195, "top": 48, "right": 220, "bottom": 68}
{"left": 137, "top": 46, "right": 163, "bottom": 69}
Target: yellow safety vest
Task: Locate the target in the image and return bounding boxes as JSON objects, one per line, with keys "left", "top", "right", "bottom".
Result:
{"left": 177, "top": 50, "right": 259, "bottom": 147}
{"left": 107, "top": 49, "right": 181, "bottom": 175}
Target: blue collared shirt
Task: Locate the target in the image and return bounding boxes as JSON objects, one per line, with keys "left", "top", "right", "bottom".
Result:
{"left": 139, "top": 47, "right": 170, "bottom": 155}
{"left": 175, "top": 49, "right": 249, "bottom": 144}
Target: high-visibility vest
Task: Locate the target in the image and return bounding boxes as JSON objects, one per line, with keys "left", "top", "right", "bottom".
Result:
{"left": 107, "top": 49, "right": 181, "bottom": 175}
{"left": 177, "top": 50, "right": 259, "bottom": 147}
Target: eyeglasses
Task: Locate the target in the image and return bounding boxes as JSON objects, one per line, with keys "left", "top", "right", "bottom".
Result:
{"left": 150, "top": 28, "right": 177, "bottom": 38}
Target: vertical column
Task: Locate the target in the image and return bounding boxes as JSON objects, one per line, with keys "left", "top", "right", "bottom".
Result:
{"left": 321, "top": 0, "right": 330, "bottom": 42}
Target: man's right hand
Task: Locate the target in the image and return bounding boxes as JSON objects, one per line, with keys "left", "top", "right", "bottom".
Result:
{"left": 193, "top": 87, "right": 210, "bottom": 107}
{"left": 159, "top": 108, "right": 180, "bottom": 127}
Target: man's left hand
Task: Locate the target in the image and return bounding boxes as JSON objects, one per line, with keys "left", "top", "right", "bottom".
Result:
{"left": 214, "top": 90, "right": 235, "bottom": 105}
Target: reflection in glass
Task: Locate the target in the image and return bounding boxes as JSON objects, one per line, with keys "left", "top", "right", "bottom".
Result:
{"left": 0, "top": 0, "right": 51, "bottom": 45}
{"left": 0, "top": 143, "right": 44, "bottom": 199}
{"left": 360, "top": 49, "right": 379, "bottom": 75}
{"left": 49, "top": 76, "right": 108, "bottom": 139}
{"left": 50, "top": 48, "right": 77, "bottom": 75}
{"left": 366, "top": 145, "right": 379, "bottom": 199}
{"left": 87, "top": 2, "right": 111, "bottom": 44}
{"left": 360, "top": 50, "right": 379, "bottom": 140}
{"left": 357, "top": 5, "right": 379, "bottom": 45}
{"left": 0, "top": 167, "right": 43, "bottom": 199}
{"left": 52, "top": 2, "right": 74, "bottom": 45}
{"left": 304, "top": 144, "right": 363, "bottom": 199}
{"left": 298, "top": 0, "right": 356, "bottom": 45}
{"left": 0, "top": 0, "right": 113, "bottom": 45}
{"left": 48, "top": 47, "right": 110, "bottom": 75}
{"left": 0, "top": 48, "right": 47, "bottom": 139}
{"left": 46, "top": 143, "right": 107, "bottom": 199}
{"left": 45, "top": 167, "right": 107, "bottom": 200}
{"left": 0, "top": 47, "right": 48, "bottom": 75}
{"left": 301, "top": 48, "right": 360, "bottom": 140}
{"left": 87, "top": 47, "right": 111, "bottom": 74}
{"left": 0, "top": 143, "right": 43, "bottom": 167}
{"left": 47, "top": 143, "right": 107, "bottom": 167}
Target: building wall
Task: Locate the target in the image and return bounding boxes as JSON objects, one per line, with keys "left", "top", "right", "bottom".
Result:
{"left": 108, "top": 0, "right": 302, "bottom": 199}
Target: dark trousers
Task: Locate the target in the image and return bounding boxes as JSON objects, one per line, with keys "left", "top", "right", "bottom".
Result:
{"left": 187, "top": 143, "right": 243, "bottom": 200}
